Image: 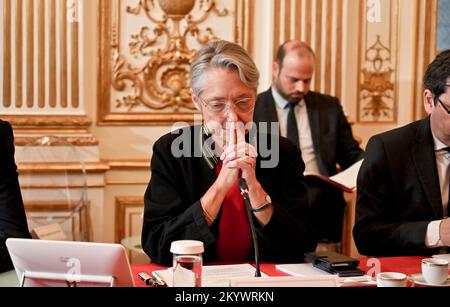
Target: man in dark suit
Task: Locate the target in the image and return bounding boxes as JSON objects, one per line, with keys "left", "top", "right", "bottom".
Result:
{"left": 354, "top": 50, "right": 450, "bottom": 256}
{"left": 254, "top": 41, "right": 364, "bottom": 244}
{"left": 142, "top": 40, "right": 317, "bottom": 266}
{"left": 0, "top": 120, "right": 31, "bottom": 273}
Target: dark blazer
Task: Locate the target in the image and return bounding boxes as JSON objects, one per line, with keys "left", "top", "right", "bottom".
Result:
{"left": 254, "top": 89, "right": 364, "bottom": 242}
{"left": 354, "top": 117, "right": 444, "bottom": 256}
{"left": 0, "top": 120, "right": 31, "bottom": 273}
{"left": 254, "top": 89, "right": 364, "bottom": 176}
{"left": 142, "top": 125, "right": 317, "bottom": 266}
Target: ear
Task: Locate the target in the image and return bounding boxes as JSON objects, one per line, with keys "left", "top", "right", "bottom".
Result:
{"left": 191, "top": 90, "right": 202, "bottom": 112}
{"left": 273, "top": 62, "right": 280, "bottom": 81}
{"left": 423, "top": 89, "right": 435, "bottom": 115}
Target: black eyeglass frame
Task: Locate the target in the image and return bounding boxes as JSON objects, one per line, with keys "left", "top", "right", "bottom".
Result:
{"left": 437, "top": 98, "right": 450, "bottom": 115}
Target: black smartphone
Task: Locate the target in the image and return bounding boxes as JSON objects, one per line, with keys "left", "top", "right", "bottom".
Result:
{"left": 313, "top": 263, "right": 366, "bottom": 277}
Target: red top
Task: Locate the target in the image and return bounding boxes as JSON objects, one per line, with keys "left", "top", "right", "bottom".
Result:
{"left": 214, "top": 163, "right": 252, "bottom": 261}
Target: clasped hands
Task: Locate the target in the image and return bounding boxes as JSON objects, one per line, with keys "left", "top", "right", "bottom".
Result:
{"left": 201, "top": 122, "right": 272, "bottom": 227}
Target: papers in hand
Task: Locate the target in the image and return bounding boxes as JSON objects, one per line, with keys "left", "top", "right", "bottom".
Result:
{"left": 153, "top": 263, "right": 267, "bottom": 287}
{"left": 304, "top": 159, "right": 363, "bottom": 192}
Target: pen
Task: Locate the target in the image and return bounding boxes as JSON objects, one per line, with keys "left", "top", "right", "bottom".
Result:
{"left": 152, "top": 271, "right": 167, "bottom": 287}
{"left": 138, "top": 272, "right": 166, "bottom": 287}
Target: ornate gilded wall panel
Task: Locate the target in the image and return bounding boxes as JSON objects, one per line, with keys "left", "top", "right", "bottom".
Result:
{"left": 98, "top": 0, "right": 254, "bottom": 126}
{"left": 357, "top": 0, "right": 399, "bottom": 123}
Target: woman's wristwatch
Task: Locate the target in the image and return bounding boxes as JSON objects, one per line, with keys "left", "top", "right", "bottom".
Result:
{"left": 250, "top": 194, "right": 272, "bottom": 212}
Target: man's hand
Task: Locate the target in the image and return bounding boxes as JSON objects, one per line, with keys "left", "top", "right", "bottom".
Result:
{"left": 439, "top": 218, "right": 450, "bottom": 246}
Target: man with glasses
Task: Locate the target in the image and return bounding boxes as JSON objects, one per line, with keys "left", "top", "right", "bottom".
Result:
{"left": 142, "top": 40, "right": 317, "bottom": 266}
{"left": 0, "top": 120, "right": 31, "bottom": 273}
{"left": 354, "top": 50, "right": 450, "bottom": 256}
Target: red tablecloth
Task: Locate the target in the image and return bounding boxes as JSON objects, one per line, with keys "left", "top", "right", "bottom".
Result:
{"left": 131, "top": 256, "right": 426, "bottom": 287}
{"left": 358, "top": 256, "right": 424, "bottom": 276}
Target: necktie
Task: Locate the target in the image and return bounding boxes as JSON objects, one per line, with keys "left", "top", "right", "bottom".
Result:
{"left": 445, "top": 147, "right": 450, "bottom": 217}
{"left": 286, "top": 102, "right": 299, "bottom": 148}
{"left": 214, "top": 163, "right": 252, "bottom": 261}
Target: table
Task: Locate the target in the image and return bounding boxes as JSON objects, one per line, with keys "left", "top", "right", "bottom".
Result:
{"left": 0, "top": 270, "right": 19, "bottom": 287}
{"left": 131, "top": 256, "right": 427, "bottom": 287}
{"left": 0, "top": 256, "right": 431, "bottom": 287}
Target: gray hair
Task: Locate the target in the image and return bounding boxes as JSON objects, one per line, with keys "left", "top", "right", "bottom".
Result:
{"left": 190, "top": 40, "right": 260, "bottom": 96}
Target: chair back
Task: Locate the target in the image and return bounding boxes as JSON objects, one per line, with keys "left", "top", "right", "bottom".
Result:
{"left": 16, "top": 136, "right": 91, "bottom": 241}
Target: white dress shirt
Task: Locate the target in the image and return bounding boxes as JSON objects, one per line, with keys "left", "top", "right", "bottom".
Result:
{"left": 271, "top": 87, "right": 321, "bottom": 174}
{"left": 425, "top": 133, "right": 450, "bottom": 248}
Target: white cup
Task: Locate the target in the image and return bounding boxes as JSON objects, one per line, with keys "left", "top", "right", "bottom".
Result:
{"left": 421, "top": 258, "right": 449, "bottom": 285}
{"left": 376, "top": 272, "right": 407, "bottom": 287}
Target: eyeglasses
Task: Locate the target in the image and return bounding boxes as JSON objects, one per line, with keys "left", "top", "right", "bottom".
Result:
{"left": 197, "top": 95, "right": 255, "bottom": 115}
{"left": 438, "top": 98, "right": 450, "bottom": 115}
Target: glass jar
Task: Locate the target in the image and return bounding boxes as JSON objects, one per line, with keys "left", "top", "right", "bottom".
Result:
{"left": 170, "top": 240, "right": 204, "bottom": 287}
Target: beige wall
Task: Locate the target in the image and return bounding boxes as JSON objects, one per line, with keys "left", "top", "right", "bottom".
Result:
{"left": 0, "top": 0, "right": 439, "bottom": 244}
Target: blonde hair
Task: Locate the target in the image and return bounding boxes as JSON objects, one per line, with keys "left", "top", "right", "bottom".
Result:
{"left": 190, "top": 40, "right": 260, "bottom": 96}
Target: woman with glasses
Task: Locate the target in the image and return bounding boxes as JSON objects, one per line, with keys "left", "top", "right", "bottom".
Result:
{"left": 142, "top": 40, "right": 317, "bottom": 266}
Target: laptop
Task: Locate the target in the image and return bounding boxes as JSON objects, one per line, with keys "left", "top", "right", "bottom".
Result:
{"left": 6, "top": 238, "right": 135, "bottom": 287}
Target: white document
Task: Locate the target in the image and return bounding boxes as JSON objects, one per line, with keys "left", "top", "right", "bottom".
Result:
{"left": 153, "top": 263, "right": 267, "bottom": 287}
{"left": 304, "top": 159, "right": 363, "bottom": 192}
{"left": 275, "top": 263, "right": 373, "bottom": 285}
{"left": 329, "top": 159, "right": 364, "bottom": 191}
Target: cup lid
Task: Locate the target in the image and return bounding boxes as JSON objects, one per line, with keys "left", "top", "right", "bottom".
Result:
{"left": 170, "top": 240, "right": 204, "bottom": 254}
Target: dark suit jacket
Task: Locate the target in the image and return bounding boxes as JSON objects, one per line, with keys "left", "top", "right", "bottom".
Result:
{"left": 354, "top": 117, "right": 444, "bottom": 256}
{"left": 0, "top": 120, "right": 31, "bottom": 273}
{"left": 254, "top": 89, "right": 364, "bottom": 176}
{"left": 142, "top": 125, "right": 317, "bottom": 266}
{"left": 254, "top": 89, "right": 364, "bottom": 241}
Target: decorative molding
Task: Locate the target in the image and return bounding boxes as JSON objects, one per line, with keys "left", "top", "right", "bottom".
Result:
{"left": 24, "top": 200, "right": 88, "bottom": 212}
{"left": 4, "top": 115, "right": 92, "bottom": 129}
{"left": 107, "top": 159, "right": 150, "bottom": 170}
{"left": 113, "top": 0, "right": 226, "bottom": 112}
{"left": 17, "top": 159, "right": 152, "bottom": 174}
{"left": 15, "top": 136, "right": 99, "bottom": 147}
{"left": 115, "top": 196, "right": 144, "bottom": 243}
{"left": 357, "top": 0, "right": 399, "bottom": 123}
{"left": 20, "top": 183, "right": 105, "bottom": 189}
{"left": 98, "top": 0, "right": 253, "bottom": 126}
{"left": 359, "top": 36, "right": 395, "bottom": 121}
{"left": 106, "top": 180, "right": 149, "bottom": 186}
{"left": 17, "top": 162, "right": 110, "bottom": 174}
